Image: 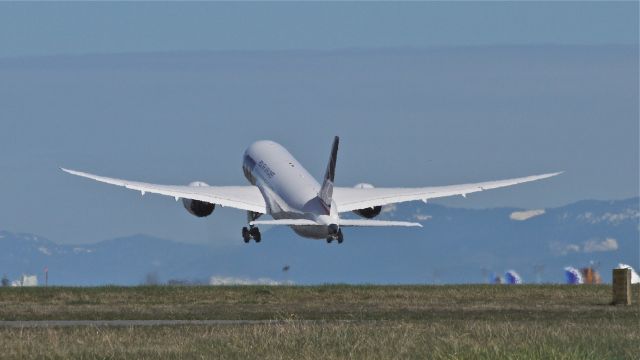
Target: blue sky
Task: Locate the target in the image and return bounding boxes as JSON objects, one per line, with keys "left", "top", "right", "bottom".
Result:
{"left": 0, "top": 2, "right": 637, "bottom": 245}
{"left": 0, "top": 2, "right": 637, "bottom": 57}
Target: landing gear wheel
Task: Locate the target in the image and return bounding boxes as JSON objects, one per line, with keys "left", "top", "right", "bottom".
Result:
{"left": 326, "top": 238, "right": 333, "bottom": 244}
{"left": 242, "top": 227, "right": 250, "bottom": 243}
{"left": 337, "top": 229, "right": 344, "bottom": 244}
{"left": 250, "top": 227, "right": 261, "bottom": 243}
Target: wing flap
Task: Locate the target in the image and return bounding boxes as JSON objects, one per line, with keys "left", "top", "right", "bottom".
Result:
{"left": 61, "top": 168, "right": 267, "bottom": 213}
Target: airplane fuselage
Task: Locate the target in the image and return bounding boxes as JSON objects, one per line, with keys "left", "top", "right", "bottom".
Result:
{"left": 243, "top": 140, "right": 338, "bottom": 239}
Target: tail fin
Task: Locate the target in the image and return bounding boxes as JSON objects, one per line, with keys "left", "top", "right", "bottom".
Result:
{"left": 318, "top": 136, "right": 339, "bottom": 213}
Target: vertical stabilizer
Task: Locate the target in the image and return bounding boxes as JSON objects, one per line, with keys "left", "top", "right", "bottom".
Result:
{"left": 319, "top": 136, "right": 339, "bottom": 213}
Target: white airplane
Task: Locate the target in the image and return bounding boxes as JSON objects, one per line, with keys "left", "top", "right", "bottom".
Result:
{"left": 62, "top": 137, "right": 561, "bottom": 244}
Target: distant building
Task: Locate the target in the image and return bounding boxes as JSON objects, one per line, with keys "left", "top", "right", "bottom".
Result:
{"left": 11, "top": 274, "right": 38, "bottom": 287}
{"left": 580, "top": 267, "right": 601, "bottom": 284}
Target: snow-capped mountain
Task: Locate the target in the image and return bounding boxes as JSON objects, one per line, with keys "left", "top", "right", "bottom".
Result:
{"left": 1, "top": 198, "right": 637, "bottom": 285}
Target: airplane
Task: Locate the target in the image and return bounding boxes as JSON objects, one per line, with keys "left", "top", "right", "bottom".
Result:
{"left": 62, "top": 136, "right": 561, "bottom": 244}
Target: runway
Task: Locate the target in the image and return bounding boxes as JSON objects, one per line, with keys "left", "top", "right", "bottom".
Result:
{"left": 0, "top": 320, "right": 313, "bottom": 328}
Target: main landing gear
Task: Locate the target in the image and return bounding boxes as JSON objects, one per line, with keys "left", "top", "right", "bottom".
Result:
{"left": 326, "top": 226, "right": 343, "bottom": 244}
{"left": 243, "top": 211, "right": 262, "bottom": 243}
{"left": 242, "top": 226, "right": 261, "bottom": 243}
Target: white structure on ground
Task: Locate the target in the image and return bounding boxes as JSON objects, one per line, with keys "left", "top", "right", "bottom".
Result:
{"left": 209, "top": 275, "right": 292, "bottom": 286}
{"left": 616, "top": 264, "right": 640, "bottom": 284}
{"left": 11, "top": 274, "right": 38, "bottom": 287}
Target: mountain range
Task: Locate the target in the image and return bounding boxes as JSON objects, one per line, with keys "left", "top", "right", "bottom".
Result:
{"left": 1, "top": 197, "right": 637, "bottom": 285}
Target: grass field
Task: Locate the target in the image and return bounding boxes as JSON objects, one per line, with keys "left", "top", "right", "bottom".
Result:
{"left": 1, "top": 285, "right": 638, "bottom": 359}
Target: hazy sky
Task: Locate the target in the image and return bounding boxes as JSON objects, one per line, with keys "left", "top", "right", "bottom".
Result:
{"left": 0, "top": 2, "right": 637, "bottom": 57}
{"left": 0, "top": 2, "right": 637, "bottom": 245}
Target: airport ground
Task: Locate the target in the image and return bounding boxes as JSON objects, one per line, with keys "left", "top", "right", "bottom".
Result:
{"left": 0, "top": 285, "right": 638, "bottom": 359}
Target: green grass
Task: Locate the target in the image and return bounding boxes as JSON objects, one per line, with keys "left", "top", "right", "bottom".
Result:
{"left": 0, "top": 284, "right": 637, "bottom": 321}
{"left": 0, "top": 285, "right": 638, "bottom": 359}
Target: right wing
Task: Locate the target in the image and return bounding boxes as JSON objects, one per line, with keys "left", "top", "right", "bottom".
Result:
{"left": 61, "top": 168, "right": 267, "bottom": 214}
{"left": 333, "top": 172, "right": 561, "bottom": 213}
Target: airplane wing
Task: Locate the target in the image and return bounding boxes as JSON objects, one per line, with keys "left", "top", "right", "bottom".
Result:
{"left": 333, "top": 172, "right": 562, "bottom": 213}
{"left": 61, "top": 168, "right": 267, "bottom": 214}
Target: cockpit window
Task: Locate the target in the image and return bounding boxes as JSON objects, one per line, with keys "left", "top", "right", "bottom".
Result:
{"left": 244, "top": 155, "right": 256, "bottom": 169}
{"left": 243, "top": 155, "right": 257, "bottom": 184}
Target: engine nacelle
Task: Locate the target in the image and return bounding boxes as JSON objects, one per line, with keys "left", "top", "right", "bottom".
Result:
{"left": 353, "top": 206, "right": 382, "bottom": 219}
{"left": 182, "top": 182, "right": 215, "bottom": 217}
{"left": 352, "top": 183, "right": 382, "bottom": 219}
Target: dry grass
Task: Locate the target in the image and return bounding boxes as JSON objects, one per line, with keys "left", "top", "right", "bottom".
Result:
{"left": 1, "top": 320, "right": 638, "bottom": 359}
{"left": 0, "top": 285, "right": 638, "bottom": 359}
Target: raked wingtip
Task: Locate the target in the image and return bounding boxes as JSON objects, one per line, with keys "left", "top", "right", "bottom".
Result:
{"left": 60, "top": 167, "right": 75, "bottom": 175}
{"left": 538, "top": 171, "right": 563, "bottom": 179}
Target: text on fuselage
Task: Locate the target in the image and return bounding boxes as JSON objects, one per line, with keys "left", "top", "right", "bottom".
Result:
{"left": 258, "top": 160, "right": 276, "bottom": 179}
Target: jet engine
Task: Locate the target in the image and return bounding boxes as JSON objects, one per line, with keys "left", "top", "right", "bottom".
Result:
{"left": 182, "top": 181, "right": 215, "bottom": 217}
{"left": 351, "top": 183, "right": 382, "bottom": 219}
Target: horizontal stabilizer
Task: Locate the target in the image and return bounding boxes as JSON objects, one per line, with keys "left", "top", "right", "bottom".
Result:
{"left": 339, "top": 219, "right": 423, "bottom": 227}
{"left": 250, "top": 219, "right": 422, "bottom": 227}
{"left": 250, "top": 219, "right": 319, "bottom": 226}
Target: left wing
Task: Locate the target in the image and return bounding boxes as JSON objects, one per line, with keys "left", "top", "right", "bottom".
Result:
{"left": 61, "top": 168, "right": 267, "bottom": 214}
{"left": 333, "top": 172, "right": 562, "bottom": 213}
